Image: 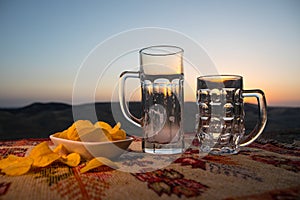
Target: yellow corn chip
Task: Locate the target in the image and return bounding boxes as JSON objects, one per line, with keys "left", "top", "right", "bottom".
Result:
{"left": 66, "top": 123, "right": 80, "bottom": 141}
{"left": 54, "top": 129, "right": 68, "bottom": 139}
{"left": 32, "top": 152, "right": 60, "bottom": 167}
{"left": 29, "top": 141, "right": 53, "bottom": 157}
{"left": 80, "top": 157, "right": 118, "bottom": 173}
{"left": 53, "top": 144, "right": 69, "bottom": 156}
{"left": 0, "top": 155, "right": 33, "bottom": 176}
{"left": 74, "top": 120, "right": 94, "bottom": 131}
{"left": 54, "top": 120, "right": 126, "bottom": 142}
{"left": 110, "top": 129, "right": 126, "bottom": 141}
{"left": 67, "top": 120, "right": 95, "bottom": 141}
{"left": 29, "top": 141, "right": 60, "bottom": 167}
{"left": 111, "top": 122, "right": 121, "bottom": 133}
{"left": 79, "top": 127, "right": 112, "bottom": 142}
{"left": 102, "top": 129, "right": 113, "bottom": 141}
{"left": 69, "top": 130, "right": 80, "bottom": 141}
{"left": 97, "top": 122, "right": 126, "bottom": 141}
{"left": 1, "top": 141, "right": 83, "bottom": 176}
{"left": 1, "top": 157, "right": 33, "bottom": 176}
{"left": 94, "top": 121, "right": 112, "bottom": 131}
{"left": 94, "top": 121, "right": 119, "bottom": 141}
{"left": 60, "top": 153, "right": 81, "bottom": 167}
{"left": 0, "top": 155, "right": 19, "bottom": 169}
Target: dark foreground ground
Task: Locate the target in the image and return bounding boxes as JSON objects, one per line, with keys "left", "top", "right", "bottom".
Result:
{"left": 0, "top": 102, "right": 299, "bottom": 143}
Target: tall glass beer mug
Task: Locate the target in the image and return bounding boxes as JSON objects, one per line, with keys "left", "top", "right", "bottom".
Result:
{"left": 196, "top": 75, "right": 267, "bottom": 155}
{"left": 119, "top": 45, "right": 184, "bottom": 154}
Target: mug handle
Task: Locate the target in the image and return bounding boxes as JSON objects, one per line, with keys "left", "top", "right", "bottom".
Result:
{"left": 119, "top": 71, "right": 142, "bottom": 127}
{"left": 240, "top": 89, "right": 267, "bottom": 146}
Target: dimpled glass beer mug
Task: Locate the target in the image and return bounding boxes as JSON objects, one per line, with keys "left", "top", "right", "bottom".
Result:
{"left": 119, "top": 45, "right": 184, "bottom": 154}
{"left": 196, "top": 75, "right": 267, "bottom": 155}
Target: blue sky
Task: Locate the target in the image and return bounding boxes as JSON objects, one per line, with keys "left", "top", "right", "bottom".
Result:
{"left": 0, "top": 0, "right": 299, "bottom": 107}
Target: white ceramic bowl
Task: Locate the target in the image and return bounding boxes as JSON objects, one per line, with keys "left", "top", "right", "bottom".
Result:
{"left": 50, "top": 134, "right": 134, "bottom": 160}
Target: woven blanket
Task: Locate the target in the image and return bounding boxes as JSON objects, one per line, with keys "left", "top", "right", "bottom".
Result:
{"left": 0, "top": 138, "right": 300, "bottom": 200}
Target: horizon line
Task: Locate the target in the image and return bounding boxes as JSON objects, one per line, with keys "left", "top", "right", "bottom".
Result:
{"left": 0, "top": 100, "right": 299, "bottom": 109}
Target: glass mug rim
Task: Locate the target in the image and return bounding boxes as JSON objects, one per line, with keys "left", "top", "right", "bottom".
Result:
{"left": 139, "top": 45, "right": 184, "bottom": 56}
{"left": 198, "top": 74, "right": 243, "bottom": 81}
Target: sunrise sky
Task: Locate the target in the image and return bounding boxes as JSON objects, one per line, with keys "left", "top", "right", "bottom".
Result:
{"left": 0, "top": 0, "right": 299, "bottom": 107}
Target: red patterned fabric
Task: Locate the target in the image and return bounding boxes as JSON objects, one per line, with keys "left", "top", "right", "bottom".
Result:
{"left": 0, "top": 138, "right": 300, "bottom": 200}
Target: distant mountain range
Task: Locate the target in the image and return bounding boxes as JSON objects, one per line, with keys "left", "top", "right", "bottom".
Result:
{"left": 0, "top": 102, "right": 299, "bottom": 143}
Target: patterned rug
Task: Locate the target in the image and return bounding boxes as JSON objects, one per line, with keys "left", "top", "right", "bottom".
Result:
{"left": 0, "top": 138, "right": 300, "bottom": 200}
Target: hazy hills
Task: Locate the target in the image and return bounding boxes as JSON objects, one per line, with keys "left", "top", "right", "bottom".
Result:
{"left": 0, "top": 102, "right": 299, "bottom": 143}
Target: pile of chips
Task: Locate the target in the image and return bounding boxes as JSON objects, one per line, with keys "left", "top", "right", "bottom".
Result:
{"left": 0, "top": 120, "right": 124, "bottom": 176}
{"left": 54, "top": 120, "right": 126, "bottom": 142}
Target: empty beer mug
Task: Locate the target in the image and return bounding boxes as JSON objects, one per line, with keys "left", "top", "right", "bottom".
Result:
{"left": 119, "top": 45, "right": 184, "bottom": 154}
{"left": 196, "top": 75, "right": 267, "bottom": 155}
